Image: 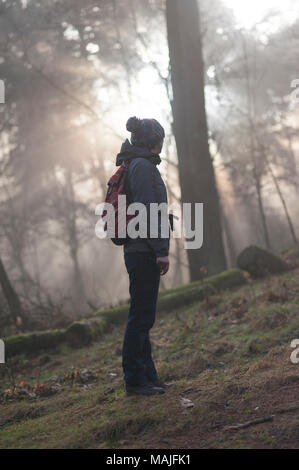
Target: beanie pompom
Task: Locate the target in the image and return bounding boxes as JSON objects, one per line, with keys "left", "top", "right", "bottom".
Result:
{"left": 126, "top": 116, "right": 142, "bottom": 133}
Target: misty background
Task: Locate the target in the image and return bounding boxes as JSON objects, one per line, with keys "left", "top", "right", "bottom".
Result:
{"left": 0, "top": 0, "right": 298, "bottom": 335}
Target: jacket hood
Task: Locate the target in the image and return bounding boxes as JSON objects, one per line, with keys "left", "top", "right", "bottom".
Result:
{"left": 116, "top": 139, "right": 161, "bottom": 166}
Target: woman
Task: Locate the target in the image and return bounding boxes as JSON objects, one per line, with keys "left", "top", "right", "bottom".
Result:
{"left": 116, "top": 116, "right": 170, "bottom": 396}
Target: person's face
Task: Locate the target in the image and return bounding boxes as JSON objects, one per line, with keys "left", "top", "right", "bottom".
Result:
{"left": 152, "top": 138, "right": 164, "bottom": 154}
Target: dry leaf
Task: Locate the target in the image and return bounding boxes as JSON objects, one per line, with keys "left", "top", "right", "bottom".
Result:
{"left": 180, "top": 397, "right": 194, "bottom": 408}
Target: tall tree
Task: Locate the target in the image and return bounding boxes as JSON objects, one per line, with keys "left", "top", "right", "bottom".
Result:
{"left": 0, "top": 257, "right": 27, "bottom": 330}
{"left": 166, "top": 0, "right": 227, "bottom": 279}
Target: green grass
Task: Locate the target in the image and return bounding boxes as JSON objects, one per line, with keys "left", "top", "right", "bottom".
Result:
{"left": 0, "top": 269, "right": 299, "bottom": 448}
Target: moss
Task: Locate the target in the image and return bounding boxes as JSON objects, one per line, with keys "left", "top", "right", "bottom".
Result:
{"left": 65, "top": 318, "right": 107, "bottom": 347}
{"left": 4, "top": 330, "right": 65, "bottom": 357}
{"left": 98, "top": 304, "right": 130, "bottom": 325}
{"left": 204, "top": 268, "right": 246, "bottom": 290}
{"left": 162, "top": 268, "right": 245, "bottom": 297}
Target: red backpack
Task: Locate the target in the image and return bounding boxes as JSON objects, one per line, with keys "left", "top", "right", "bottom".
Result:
{"left": 102, "top": 160, "right": 134, "bottom": 245}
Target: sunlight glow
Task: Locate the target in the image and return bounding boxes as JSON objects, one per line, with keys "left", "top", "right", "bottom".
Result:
{"left": 86, "top": 42, "right": 100, "bottom": 54}
{"left": 224, "top": 0, "right": 297, "bottom": 29}
{"left": 93, "top": 0, "right": 298, "bottom": 166}
{"left": 95, "top": 64, "right": 171, "bottom": 145}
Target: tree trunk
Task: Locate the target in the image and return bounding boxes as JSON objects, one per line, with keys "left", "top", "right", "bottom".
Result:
{"left": 255, "top": 178, "right": 271, "bottom": 251}
{"left": 268, "top": 163, "right": 298, "bottom": 246}
{"left": 173, "top": 237, "right": 183, "bottom": 286}
{"left": 71, "top": 249, "right": 86, "bottom": 305}
{"left": 0, "top": 257, "right": 27, "bottom": 329}
{"left": 220, "top": 204, "right": 237, "bottom": 267}
{"left": 166, "top": 0, "right": 227, "bottom": 280}
{"left": 65, "top": 170, "right": 86, "bottom": 306}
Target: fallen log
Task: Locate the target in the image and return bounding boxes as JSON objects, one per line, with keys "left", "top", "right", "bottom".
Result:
{"left": 5, "top": 330, "right": 65, "bottom": 357}
{"left": 95, "top": 268, "right": 246, "bottom": 321}
{"left": 3, "top": 268, "right": 246, "bottom": 357}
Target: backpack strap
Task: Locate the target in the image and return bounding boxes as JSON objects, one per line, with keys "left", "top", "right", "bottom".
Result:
{"left": 122, "top": 159, "right": 133, "bottom": 203}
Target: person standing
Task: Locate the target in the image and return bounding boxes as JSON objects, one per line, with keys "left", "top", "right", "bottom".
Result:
{"left": 116, "top": 116, "right": 170, "bottom": 396}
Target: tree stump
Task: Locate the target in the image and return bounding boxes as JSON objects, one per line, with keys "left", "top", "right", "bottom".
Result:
{"left": 237, "top": 245, "right": 288, "bottom": 278}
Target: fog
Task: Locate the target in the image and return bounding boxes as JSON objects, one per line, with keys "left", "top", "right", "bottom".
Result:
{"left": 0, "top": 0, "right": 298, "bottom": 335}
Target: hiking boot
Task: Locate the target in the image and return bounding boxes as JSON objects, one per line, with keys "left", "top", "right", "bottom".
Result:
{"left": 148, "top": 378, "right": 171, "bottom": 389}
{"left": 126, "top": 384, "right": 165, "bottom": 396}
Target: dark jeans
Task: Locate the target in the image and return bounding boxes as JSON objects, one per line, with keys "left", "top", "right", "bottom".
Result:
{"left": 122, "top": 252, "right": 160, "bottom": 386}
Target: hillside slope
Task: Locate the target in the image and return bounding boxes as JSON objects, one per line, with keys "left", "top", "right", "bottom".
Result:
{"left": 0, "top": 269, "right": 299, "bottom": 449}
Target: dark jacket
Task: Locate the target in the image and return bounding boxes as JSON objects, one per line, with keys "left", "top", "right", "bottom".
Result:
{"left": 116, "top": 139, "right": 169, "bottom": 258}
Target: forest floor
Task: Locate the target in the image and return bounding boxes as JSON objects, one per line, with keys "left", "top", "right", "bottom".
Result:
{"left": 0, "top": 269, "right": 299, "bottom": 449}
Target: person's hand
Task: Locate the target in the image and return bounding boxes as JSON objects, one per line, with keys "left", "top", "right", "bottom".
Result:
{"left": 156, "top": 256, "right": 169, "bottom": 275}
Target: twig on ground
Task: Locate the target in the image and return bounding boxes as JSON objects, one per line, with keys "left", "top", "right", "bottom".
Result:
{"left": 223, "top": 403, "right": 299, "bottom": 431}
{"left": 224, "top": 415, "right": 274, "bottom": 431}
{"left": 275, "top": 405, "right": 299, "bottom": 415}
